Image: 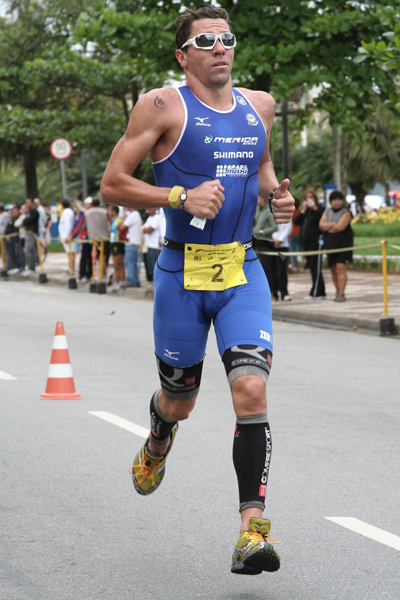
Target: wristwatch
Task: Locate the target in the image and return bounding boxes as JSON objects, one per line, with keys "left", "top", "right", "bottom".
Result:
{"left": 180, "top": 188, "right": 188, "bottom": 210}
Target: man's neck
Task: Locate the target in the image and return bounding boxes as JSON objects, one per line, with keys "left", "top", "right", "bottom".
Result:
{"left": 185, "top": 76, "right": 233, "bottom": 111}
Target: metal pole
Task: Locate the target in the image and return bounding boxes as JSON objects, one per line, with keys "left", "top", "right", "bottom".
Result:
{"left": 60, "top": 160, "right": 67, "bottom": 198}
{"left": 381, "top": 240, "right": 388, "bottom": 317}
{"left": 81, "top": 149, "right": 88, "bottom": 200}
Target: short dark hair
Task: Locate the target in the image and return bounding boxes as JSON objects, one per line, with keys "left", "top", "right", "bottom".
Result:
{"left": 92, "top": 197, "right": 100, "bottom": 207}
{"left": 61, "top": 198, "right": 70, "bottom": 209}
{"left": 175, "top": 4, "right": 231, "bottom": 50}
{"left": 109, "top": 204, "right": 119, "bottom": 214}
{"left": 329, "top": 190, "right": 344, "bottom": 202}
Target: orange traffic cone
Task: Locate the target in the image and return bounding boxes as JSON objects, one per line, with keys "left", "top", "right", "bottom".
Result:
{"left": 40, "top": 322, "right": 82, "bottom": 399}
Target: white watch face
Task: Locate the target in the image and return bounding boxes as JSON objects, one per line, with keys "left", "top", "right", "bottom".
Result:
{"left": 181, "top": 192, "right": 187, "bottom": 201}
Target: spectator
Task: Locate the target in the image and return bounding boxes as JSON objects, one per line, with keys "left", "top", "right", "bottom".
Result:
{"left": 70, "top": 197, "right": 93, "bottom": 282}
{"left": 59, "top": 198, "right": 77, "bottom": 277}
{"left": 34, "top": 198, "right": 46, "bottom": 239}
{"left": 294, "top": 189, "right": 326, "bottom": 300}
{"left": 43, "top": 205, "right": 52, "bottom": 247}
{"left": 142, "top": 208, "right": 162, "bottom": 292}
{"left": 84, "top": 197, "right": 111, "bottom": 281}
{"left": 5, "top": 205, "right": 24, "bottom": 273}
{"left": 119, "top": 209, "right": 142, "bottom": 288}
{"left": 14, "top": 203, "right": 26, "bottom": 270}
{"left": 0, "top": 204, "right": 9, "bottom": 235}
{"left": 108, "top": 204, "right": 126, "bottom": 292}
{"left": 22, "top": 198, "right": 39, "bottom": 276}
{"left": 319, "top": 190, "right": 353, "bottom": 302}
{"left": 288, "top": 198, "right": 303, "bottom": 271}
{"left": 270, "top": 221, "right": 292, "bottom": 301}
{"left": 253, "top": 196, "right": 278, "bottom": 297}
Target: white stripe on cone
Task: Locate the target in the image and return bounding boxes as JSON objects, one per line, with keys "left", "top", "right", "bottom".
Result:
{"left": 52, "top": 336, "right": 68, "bottom": 349}
{"left": 47, "top": 364, "right": 74, "bottom": 378}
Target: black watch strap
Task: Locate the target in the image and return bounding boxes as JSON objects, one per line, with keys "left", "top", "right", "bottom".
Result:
{"left": 180, "top": 188, "right": 188, "bottom": 210}
{"left": 268, "top": 187, "right": 278, "bottom": 213}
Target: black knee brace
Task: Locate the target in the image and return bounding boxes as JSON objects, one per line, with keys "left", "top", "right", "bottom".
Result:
{"left": 232, "top": 414, "right": 272, "bottom": 512}
{"left": 156, "top": 353, "right": 204, "bottom": 400}
{"left": 222, "top": 345, "right": 272, "bottom": 387}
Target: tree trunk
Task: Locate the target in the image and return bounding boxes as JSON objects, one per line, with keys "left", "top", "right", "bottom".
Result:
{"left": 332, "top": 125, "right": 341, "bottom": 189}
{"left": 340, "top": 132, "right": 348, "bottom": 198}
{"left": 24, "top": 147, "right": 38, "bottom": 199}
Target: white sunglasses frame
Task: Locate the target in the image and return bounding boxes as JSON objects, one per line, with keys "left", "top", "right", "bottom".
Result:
{"left": 181, "top": 32, "right": 236, "bottom": 51}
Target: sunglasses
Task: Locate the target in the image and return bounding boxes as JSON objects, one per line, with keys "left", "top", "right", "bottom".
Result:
{"left": 181, "top": 32, "right": 236, "bottom": 51}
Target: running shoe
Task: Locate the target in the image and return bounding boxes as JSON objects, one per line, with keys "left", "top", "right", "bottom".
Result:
{"left": 130, "top": 423, "right": 178, "bottom": 495}
{"left": 231, "top": 517, "right": 280, "bottom": 575}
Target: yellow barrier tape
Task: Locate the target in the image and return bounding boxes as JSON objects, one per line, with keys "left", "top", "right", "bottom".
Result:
{"left": 255, "top": 243, "right": 382, "bottom": 257}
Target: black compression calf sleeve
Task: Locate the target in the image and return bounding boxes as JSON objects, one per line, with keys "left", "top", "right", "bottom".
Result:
{"left": 232, "top": 417, "right": 272, "bottom": 512}
{"left": 149, "top": 390, "right": 177, "bottom": 446}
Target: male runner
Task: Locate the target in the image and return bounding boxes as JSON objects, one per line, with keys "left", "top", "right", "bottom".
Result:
{"left": 101, "top": 4, "right": 294, "bottom": 575}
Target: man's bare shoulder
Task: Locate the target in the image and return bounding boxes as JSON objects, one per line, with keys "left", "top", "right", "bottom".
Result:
{"left": 237, "top": 88, "right": 276, "bottom": 121}
{"left": 132, "top": 87, "right": 183, "bottom": 120}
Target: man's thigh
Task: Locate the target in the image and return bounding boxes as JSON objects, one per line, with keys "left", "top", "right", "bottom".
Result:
{"left": 214, "top": 258, "right": 273, "bottom": 358}
{"left": 153, "top": 265, "right": 210, "bottom": 367}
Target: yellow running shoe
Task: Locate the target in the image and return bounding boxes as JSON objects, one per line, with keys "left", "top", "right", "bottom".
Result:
{"left": 231, "top": 517, "right": 280, "bottom": 575}
{"left": 130, "top": 423, "right": 178, "bottom": 495}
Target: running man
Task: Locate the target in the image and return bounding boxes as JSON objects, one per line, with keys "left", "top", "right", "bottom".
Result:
{"left": 101, "top": 4, "right": 294, "bottom": 575}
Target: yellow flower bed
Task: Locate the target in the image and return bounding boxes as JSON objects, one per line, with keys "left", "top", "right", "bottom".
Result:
{"left": 352, "top": 207, "right": 400, "bottom": 225}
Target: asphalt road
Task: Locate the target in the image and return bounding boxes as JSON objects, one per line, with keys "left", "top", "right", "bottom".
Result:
{"left": 1, "top": 280, "right": 399, "bottom": 600}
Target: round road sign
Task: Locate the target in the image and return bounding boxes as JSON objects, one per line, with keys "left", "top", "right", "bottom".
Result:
{"left": 50, "top": 137, "right": 73, "bottom": 161}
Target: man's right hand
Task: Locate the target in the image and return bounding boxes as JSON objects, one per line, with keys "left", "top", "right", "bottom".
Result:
{"left": 183, "top": 180, "right": 225, "bottom": 219}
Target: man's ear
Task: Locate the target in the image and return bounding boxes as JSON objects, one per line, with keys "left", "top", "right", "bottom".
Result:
{"left": 175, "top": 49, "right": 188, "bottom": 68}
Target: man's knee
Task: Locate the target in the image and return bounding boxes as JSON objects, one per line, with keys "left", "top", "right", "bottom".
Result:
{"left": 158, "top": 391, "right": 197, "bottom": 422}
{"left": 231, "top": 375, "right": 267, "bottom": 417}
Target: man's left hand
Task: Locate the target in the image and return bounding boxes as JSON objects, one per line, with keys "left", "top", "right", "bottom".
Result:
{"left": 271, "top": 179, "right": 295, "bottom": 224}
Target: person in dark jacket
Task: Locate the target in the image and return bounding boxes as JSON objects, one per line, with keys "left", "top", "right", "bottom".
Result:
{"left": 319, "top": 190, "right": 353, "bottom": 302}
{"left": 22, "top": 198, "right": 39, "bottom": 275}
{"left": 294, "top": 188, "right": 326, "bottom": 299}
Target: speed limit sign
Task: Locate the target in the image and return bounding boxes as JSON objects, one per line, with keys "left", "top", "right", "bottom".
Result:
{"left": 49, "top": 137, "right": 73, "bottom": 161}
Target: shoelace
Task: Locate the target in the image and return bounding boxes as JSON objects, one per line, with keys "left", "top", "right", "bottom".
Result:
{"left": 246, "top": 528, "right": 281, "bottom": 545}
{"left": 129, "top": 456, "right": 161, "bottom": 484}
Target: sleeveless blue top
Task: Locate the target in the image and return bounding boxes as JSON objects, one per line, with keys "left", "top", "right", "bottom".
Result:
{"left": 152, "top": 85, "right": 266, "bottom": 252}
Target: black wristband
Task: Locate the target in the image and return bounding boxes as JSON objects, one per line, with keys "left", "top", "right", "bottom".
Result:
{"left": 268, "top": 187, "right": 278, "bottom": 214}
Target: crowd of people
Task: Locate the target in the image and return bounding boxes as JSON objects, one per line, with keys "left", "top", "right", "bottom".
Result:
{"left": 1, "top": 188, "right": 353, "bottom": 301}
{"left": 58, "top": 197, "right": 165, "bottom": 292}
{"left": 0, "top": 198, "right": 51, "bottom": 275}
{"left": 254, "top": 188, "right": 354, "bottom": 302}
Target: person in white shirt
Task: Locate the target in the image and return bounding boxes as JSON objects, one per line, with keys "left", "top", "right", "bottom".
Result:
{"left": 142, "top": 208, "right": 162, "bottom": 292}
{"left": 58, "top": 199, "right": 77, "bottom": 276}
{"left": 119, "top": 209, "right": 142, "bottom": 287}
{"left": 270, "top": 221, "right": 292, "bottom": 301}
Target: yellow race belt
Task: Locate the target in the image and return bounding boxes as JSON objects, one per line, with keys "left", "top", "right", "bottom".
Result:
{"left": 184, "top": 242, "right": 247, "bottom": 291}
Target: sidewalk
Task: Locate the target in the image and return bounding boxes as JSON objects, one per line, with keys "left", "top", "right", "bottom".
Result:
{"left": 2, "top": 252, "right": 400, "bottom": 337}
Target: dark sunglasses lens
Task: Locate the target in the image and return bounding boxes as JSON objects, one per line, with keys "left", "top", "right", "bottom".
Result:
{"left": 195, "top": 33, "right": 216, "bottom": 48}
{"left": 221, "top": 33, "right": 235, "bottom": 47}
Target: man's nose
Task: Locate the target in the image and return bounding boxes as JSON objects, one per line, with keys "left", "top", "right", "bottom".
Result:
{"left": 212, "top": 39, "right": 225, "bottom": 54}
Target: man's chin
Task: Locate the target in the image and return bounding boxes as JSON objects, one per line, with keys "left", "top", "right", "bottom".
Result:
{"left": 209, "top": 73, "right": 231, "bottom": 87}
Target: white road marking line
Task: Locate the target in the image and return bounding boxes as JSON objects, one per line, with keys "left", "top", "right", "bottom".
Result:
{"left": 0, "top": 371, "right": 17, "bottom": 380}
{"left": 88, "top": 411, "right": 149, "bottom": 438}
{"left": 326, "top": 517, "right": 400, "bottom": 551}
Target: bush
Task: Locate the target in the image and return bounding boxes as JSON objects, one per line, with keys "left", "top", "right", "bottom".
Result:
{"left": 352, "top": 207, "right": 400, "bottom": 237}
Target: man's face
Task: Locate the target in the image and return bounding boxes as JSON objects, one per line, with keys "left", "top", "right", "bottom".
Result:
{"left": 176, "top": 18, "right": 234, "bottom": 88}
{"left": 26, "top": 199, "right": 33, "bottom": 209}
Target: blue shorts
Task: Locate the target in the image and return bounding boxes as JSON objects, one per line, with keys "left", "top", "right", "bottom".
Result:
{"left": 153, "top": 248, "right": 273, "bottom": 368}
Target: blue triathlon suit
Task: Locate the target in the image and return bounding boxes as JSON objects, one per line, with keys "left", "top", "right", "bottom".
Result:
{"left": 152, "top": 85, "right": 273, "bottom": 368}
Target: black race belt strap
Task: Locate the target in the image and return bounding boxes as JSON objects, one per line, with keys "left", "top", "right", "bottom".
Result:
{"left": 162, "top": 236, "right": 286, "bottom": 261}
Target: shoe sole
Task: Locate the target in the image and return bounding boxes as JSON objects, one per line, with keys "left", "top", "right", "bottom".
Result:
{"left": 242, "top": 545, "right": 280, "bottom": 573}
{"left": 231, "top": 562, "right": 262, "bottom": 575}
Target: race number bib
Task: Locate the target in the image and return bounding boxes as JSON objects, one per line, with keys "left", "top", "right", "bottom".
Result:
{"left": 184, "top": 242, "right": 247, "bottom": 291}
